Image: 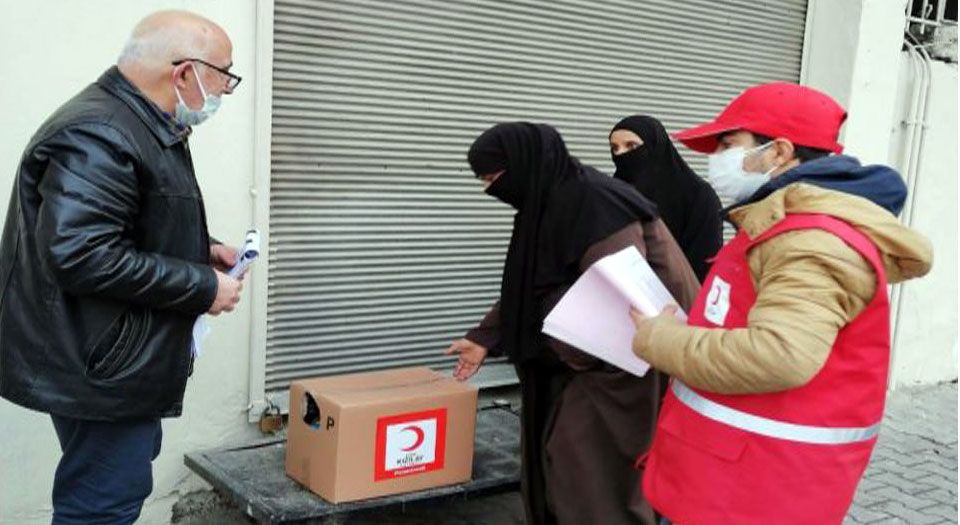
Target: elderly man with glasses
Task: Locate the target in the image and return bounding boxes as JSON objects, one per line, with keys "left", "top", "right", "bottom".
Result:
{"left": 0, "top": 10, "right": 243, "bottom": 524}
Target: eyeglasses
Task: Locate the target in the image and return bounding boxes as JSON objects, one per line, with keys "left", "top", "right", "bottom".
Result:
{"left": 172, "top": 58, "right": 242, "bottom": 91}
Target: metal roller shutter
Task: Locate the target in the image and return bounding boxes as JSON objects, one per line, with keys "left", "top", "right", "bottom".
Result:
{"left": 266, "top": 0, "right": 807, "bottom": 394}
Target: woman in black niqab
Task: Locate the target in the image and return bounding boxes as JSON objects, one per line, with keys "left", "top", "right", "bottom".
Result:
{"left": 468, "top": 122, "right": 658, "bottom": 364}
{"left": 610, "top": 115, "right": 723, "bottom": 281}
{"left": 447, "top": 122, "right": 685, "bottom": 525}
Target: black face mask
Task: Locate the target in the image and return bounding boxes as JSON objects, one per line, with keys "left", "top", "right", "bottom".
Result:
{"left": 483, "top": 170, "right": 525, "bottom": 209}
{"left": 612, "top": 146, "right": 651, "bottom": 186}
{"left": 608, "top": 114, "right": 725, "bottom": 282}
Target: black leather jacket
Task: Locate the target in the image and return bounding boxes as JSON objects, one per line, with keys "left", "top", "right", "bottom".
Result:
{"left": 0, "top": 67, "right": 218, "bottom": 420}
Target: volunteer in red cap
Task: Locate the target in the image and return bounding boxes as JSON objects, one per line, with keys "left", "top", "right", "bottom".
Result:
{"left": 629, "top": 83, "right": 933, "bottom": 525}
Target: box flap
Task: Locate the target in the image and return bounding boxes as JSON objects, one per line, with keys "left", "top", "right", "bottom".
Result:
{"left": 291, "top": 367, "right": 478, "bottom": 408}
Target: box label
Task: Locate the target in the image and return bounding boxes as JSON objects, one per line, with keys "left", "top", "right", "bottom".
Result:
{"left": 374, "top": 408, "right": 447, "bottom": 481}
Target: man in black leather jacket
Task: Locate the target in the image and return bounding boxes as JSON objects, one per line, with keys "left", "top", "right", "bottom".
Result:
{"left": 0, "top": 10, "right": 244, "bottom": 524}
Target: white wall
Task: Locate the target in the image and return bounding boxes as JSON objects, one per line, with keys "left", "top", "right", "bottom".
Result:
{"left": 888, "top": 58, "right": 959, "bottom": 387}
{"left": 842, "top": 0, "right": 915, "bottom": 165}
{"left": 801, "top": 0, "right": 864, "bottom": 110}
{"left": 0, "top": 1, "right": 263, "bottom": 523}
{"left": 802, "top": 0, "right": 909, "bottom": 164}
{"left": 802, "top": 0, "right": 958, "bottom": 387}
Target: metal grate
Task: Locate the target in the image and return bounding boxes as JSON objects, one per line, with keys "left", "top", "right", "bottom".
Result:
{"left": 266, "top": 0, "right": 808, "bottom": 394}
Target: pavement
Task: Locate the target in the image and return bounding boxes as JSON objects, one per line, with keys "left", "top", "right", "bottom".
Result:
{"left": 843, "top": 382, "right": 958, "bottom": 524}
{"left": 175, "top": 382, "right": 958, "bottom": 525}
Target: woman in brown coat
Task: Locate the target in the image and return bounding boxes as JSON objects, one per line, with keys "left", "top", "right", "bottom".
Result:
{"left": 445, "top": 123, "right": 699, "bottom": 525}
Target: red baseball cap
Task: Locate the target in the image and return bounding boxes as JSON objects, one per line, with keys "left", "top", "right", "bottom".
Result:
{"left": 674, "top": 83, "right": 847, "bottom": 154}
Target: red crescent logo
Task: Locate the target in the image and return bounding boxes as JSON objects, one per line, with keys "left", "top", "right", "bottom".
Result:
{"left": 400, "top": 425, "right": 425, "bottom": 451}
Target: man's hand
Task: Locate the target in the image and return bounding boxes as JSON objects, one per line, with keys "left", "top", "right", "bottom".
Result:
{"left": 208, "top": 270, "right": 242, "bottom": 315}
{"left": 210, "top": 244, "right": 239, "bottom": 274}
{"left": 445, "top": 338, "right": 489, "bottom": 382}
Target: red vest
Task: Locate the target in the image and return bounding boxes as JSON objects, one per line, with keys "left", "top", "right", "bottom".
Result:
{"left": 642, "top": 214, "right": 890, "bottom": 525}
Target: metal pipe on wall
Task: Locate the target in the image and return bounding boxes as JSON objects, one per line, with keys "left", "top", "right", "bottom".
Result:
{"left": 890, "top": 32, "right": 933, "bottom": 384}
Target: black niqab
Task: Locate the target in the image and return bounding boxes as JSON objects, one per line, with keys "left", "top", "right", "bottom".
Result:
{"left": 468, "top": 122, "right": 659, "bottom": 363}
{"left": 610, "top": 115, "right": 723, "bottom": 281}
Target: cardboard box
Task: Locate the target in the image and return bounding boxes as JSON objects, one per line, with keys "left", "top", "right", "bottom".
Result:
{"left": 285, "top": 367, "right": 479, "bottom": 503}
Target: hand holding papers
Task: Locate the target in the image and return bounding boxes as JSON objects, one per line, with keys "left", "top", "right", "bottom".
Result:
{"left": 192, "top": 230, "right": 260, "bottom": 357}
{"left": 542, "top": 246, "right": 686, "bottom": 377}
{"left": 228, "top": 229, "right": 260, "bottom": 279}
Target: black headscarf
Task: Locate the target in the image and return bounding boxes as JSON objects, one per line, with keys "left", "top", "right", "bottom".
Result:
{"left": 610, "top": 115, "right": 723, "bottom": 281}
{"left": 468, "top": 122, "right": 658, "bottom": 363}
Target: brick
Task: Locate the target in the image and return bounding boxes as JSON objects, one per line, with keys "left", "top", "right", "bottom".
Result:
{"left": 879, "top": 458, "right": 917, "bottom": 476}
{"left": 869, "top": 487, "right": 941, "bottom": 510}
{"left": 867, "top": 472, "right": 909, "bottom": 488}
{"left": 914, "top": 474, "right": 959, "bottom": 494}
{"left": 916, "top": 488, "right": 959, "bottom": 505}
{"left": 902, "top": 467, "right": 943, "bottom": 481}
{"left": 846, "top": 504, "right": 896, "bottom": 524}
{"left": 856, "top": 489, "right": 893, "bottom": 508}
{"left": 868, "top": 501, "right": 944, "bottom": 524}
{"left": 917, "top": 503, "right": 959, "bottom": 521}
{"left": 900, "top": 480, "right": 941, "bottom": 497}
{"left": 857, "top": 477, "right": 887, "bottom": 492}
{"left": 916, "top": 461, "right": 958, "bottom": 480}
{"left": 884, "top": 450, "right": 939, "bottom": 468}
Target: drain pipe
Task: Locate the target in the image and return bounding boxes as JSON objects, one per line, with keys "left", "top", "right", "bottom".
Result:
{"left": 903, "top": 34, "right": 933, "bottom": 226}
{"left": 897, "top": 38, "right": 923, "bottom": 200}
{"left": 889, "top": 32, "right": 933, "bottom": 384}
{"left": 903, "top": 34, "right": 934, "bottom": 229}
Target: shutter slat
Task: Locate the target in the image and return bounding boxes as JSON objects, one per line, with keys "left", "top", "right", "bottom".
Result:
{"left": 267, "top": 0, "right": 807, "bottom": 391}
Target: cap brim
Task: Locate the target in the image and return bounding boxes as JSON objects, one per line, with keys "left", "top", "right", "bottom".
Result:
{"left": 672, "top": 121, "right": 742, "bottom": 154}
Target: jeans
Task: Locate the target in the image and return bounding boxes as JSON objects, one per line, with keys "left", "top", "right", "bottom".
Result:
{"left": 50, "top": 415, "right": 162, "bottom": 525}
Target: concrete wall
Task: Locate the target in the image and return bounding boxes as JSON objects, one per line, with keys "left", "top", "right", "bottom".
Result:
{"left": 0, "top": 2, "right": 262, "bottom": 523}
{"left": 803, "top": 0, "right": 958, "bottom": 387}
{"left": 802, "top": 0, "right": 909, "bottom": 164}
{"left": 888, "top": 57, "right": 959, "bottom": 387}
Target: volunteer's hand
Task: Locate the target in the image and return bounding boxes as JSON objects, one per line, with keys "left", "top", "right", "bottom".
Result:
{"left": 210, "top": 244, "right": 240, "bottom": 274}
{"left": 630, "top": 305, "right": 680, "bottom": 356}
{"left": 629, "top": 305, "right": 680, "bottom": 326}
{"left": 445, "top": 338, "right": 488, "bottom": 382}
{"left": 208, "top": 270, "right": 242, "bottom": 315}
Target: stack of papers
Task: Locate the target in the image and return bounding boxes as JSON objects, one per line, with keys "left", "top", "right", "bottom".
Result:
{"left": 542, "top": 246, "right": 686, "bottom": 377}
{"left": 228, "top": 229, "right": 261, "bottom": 278}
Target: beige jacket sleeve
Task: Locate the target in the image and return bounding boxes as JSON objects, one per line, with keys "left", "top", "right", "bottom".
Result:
{"left": 633, "top": 229, "right": 877, "bottom": 394}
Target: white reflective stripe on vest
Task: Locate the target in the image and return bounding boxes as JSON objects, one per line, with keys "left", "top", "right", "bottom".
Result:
{"left": 672, "top": 381, "right": 881, "bottom": 445}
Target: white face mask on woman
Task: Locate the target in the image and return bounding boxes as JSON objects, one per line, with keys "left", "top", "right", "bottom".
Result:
{"left": 706, "top": 142, "right": 779, "bottom": 203}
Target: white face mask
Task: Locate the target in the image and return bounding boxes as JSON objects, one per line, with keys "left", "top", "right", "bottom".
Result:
{"left": 174, "top": 64, "right": 221, "bottom": 127}
{"left": 706, "top": 142, "right": 778, "bottom": 203}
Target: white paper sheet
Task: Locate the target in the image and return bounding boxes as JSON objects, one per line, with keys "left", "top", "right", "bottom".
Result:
{"left": 542, "top": 246, "right": 685, "bottom": 377}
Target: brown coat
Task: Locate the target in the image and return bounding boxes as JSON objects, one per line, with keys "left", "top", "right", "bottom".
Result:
{"left": 467, "top": 218, "right": 699, "bottom": 525}
{"left": 632, "top": 183, "right": 934, "bottom": 395}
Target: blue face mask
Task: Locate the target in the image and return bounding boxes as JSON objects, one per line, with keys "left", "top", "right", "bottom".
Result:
{"left": 174, "top": 64, "right": 221, "bottom": 127}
